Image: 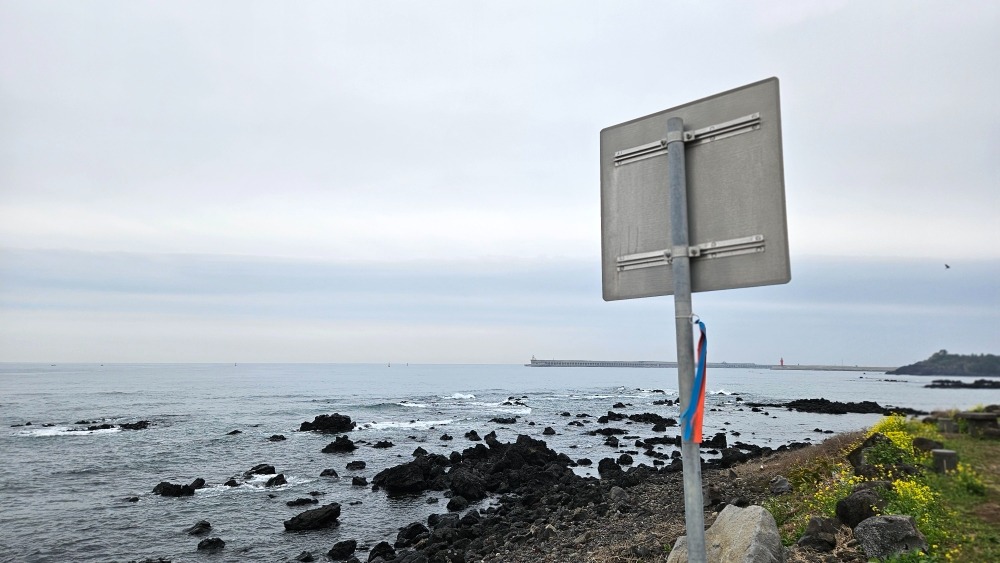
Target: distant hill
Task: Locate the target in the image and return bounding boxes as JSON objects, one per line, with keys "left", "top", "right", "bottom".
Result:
{"left": 888, "top": 350, "right": 1000, "bottom": 377}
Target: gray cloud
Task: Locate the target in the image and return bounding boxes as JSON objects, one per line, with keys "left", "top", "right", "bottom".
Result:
{"left": 1, "top": 1, "right": 998, "bottom": 362}
{"left": 1, "top": 249, "right": 996, "bottom": 364}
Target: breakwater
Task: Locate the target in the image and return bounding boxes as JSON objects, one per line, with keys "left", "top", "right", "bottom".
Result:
{"left": 526, "top": 359, "right": 896, "bottom": 372}
{"left": 525, "top": 359, "right": 762, "bottom": 368}
{"left": 770, "top": 365, "right": 896, "bottom": 373}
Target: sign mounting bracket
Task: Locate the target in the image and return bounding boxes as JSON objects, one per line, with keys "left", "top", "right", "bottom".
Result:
{"left": 613, "top": 112, "right": 762, "bottom": 167}
{"left": 616, "top": 234, "right": 766, "bottom": 272}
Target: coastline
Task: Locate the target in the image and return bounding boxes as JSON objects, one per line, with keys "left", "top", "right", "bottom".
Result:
{"left": 478, "top": 432, "right": 867, "bottom": 563}
{"left": 4, "top": 364, "right": 992, "bottom": 561}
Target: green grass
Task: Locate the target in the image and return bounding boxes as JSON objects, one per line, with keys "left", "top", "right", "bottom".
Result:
{"left": 765, "top": 416, "right": 1000, "bottom": 562}
{"left": 930, "top": 432, "right": 1000, "bottom": 562}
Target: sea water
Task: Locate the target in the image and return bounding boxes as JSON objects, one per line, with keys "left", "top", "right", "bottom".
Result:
{"left": 1, "top": 363, "right": 993, "bottom": 562}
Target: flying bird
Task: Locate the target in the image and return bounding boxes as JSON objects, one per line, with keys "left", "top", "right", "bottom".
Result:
{"left": 945, "top": 264, "right": 950, "bottom": 269}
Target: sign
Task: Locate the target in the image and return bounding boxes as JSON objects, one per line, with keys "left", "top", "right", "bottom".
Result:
{"left": 600, "top": 77, "right": 790, "bottom": 301}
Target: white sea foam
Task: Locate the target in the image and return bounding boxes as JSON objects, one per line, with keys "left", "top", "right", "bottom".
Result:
{"left": 17, "top": 426, "right": 121, "bottom": 437}
{"left": 639, "top": 388, "right": 677, "bottom": 395}
{"left": 441, "top": 393, "right": 475, "bottom": 400}
{"left": 198, "top": 474, "right": 315, "bottom": 497}
{"left": 711, "top": 388, "right": 732, "bottom": 395}
{"left": 357, "top": 419, "right": 454, "bottom": 431}
{"left": 473, "top": 401, "right": 532, "bottom": 415}
{"left": 397, "top": 401, "right": 429, "bottom": 408}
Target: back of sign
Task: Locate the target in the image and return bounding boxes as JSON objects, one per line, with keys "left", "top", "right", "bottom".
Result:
{"left": 600, "top": 77, "right": 790, "bottom": 301}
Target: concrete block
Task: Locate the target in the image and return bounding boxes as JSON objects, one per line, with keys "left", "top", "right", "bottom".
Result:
{"left": 931, "top": 449, "right": 958, "bottom": 473}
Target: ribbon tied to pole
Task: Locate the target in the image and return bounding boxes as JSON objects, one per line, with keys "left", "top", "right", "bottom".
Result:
{"left": 681, "top": 319, "right": 708, "bottom": 443}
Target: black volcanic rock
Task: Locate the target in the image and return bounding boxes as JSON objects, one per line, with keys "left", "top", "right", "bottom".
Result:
{"left": 628, "top": 413, "right": 676, "bottom": 425}
{"left": 395, "top": 521, "right": 430, "bottom": 548}
{"left": 925, "top": 379, "right": 1000, "bottom": 389}
{"left": 372, "top": 455, "right": 446, "bottom": 495}
{"left": 446, "top": 495, "right": 469, "bottom": 512}
{"left": 185, "top": 520, "right": 212, "bottom": 535}
{"left": 283, "top": 503, "right": 342, "bottom": 531}
{"left": 373, "top": 433, "right": 574, "bottom": 510}
{"left": 448, "top": 467, "right": 487, "bottom": 500}
{"left": 836, "top": 488, "right": 886, "bottom": 528}
{"left": 268, "top": 434, "right": 287, "bottom": 442}
{"left": 265, "top": 474, "right": 287, "bottom": 487}
{"left": 119, "top": 420, "right": 150, "bottom": 430}
{"left": 597, "top": 411, "right": 626, "bottom": 423}
{"left": 244, "top": 463, "right": 276, "bottom": 478}
{"left": 322, "top": 435, "right": 357, "bottom": 453}
{"left": 368, "top": 541, "right": 395, "bottom": 562}
{"left": 197, "top": 537, "right": 225, "bottom": 551}
{"left": 787, "top": 398, "right": 884, "bottom": 415}
{"left": 299, "top": 413, "right": 356, "bottom": 433}
{"left": 287, "top": 497, "right": 319, "bottom": 507}
{"left": 320, "top": 468, "right": 340, "bottom": 478}
{"left": 589, "top": 427, "right": 627, "bottom": 436}
{"left": 490, "top": 417, "right": 517, "bottom": 424}
{"left": 346, "top": 460, "right": 366, "bottom": 471}
{"left": 704, "top": 432, "right": 727, "bottom": 449}
{"left": 778, "top": 398, "right": 925, "bottom": 416}
{"left": 598, "top": 457, "right": 623, "bottom": 478}
{"left": 328, "top": 539, "right": 357, "bottom": 560}
{"left": 152, "top": 481, "right": 194, "bottom": 497}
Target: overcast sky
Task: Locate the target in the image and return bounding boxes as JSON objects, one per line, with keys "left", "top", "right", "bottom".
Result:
{"left": 1, "top": 1, "right": 998, "bottom": 364}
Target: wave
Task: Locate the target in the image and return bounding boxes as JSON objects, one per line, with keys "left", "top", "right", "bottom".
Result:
{"left": 197, "top": 474, "right": 315, "bottom": 497}
{"left": 357, "top": 401, "right": 430, "bottom": 410}
{"left": 54, "top": 467, "right": 105, "bottom": 476}
{"left": 440, "top": 393, "right": 475, "bottom": 400}
{"left": 711, "top": 388, "right": 733, "bottom": 395}
{"left": 16, "top": 426, "right": 121, "bottom": 437}
{"left": 397, "top": 401, "right": 429, "bottom": 408}
{"left": 638, "top": 388, "right": 677, "bottom": 395}
{"left": 468, "top": 401, "right": 532, "bottom": 415}
{"left": 357, "top": 419, "right": 454, "bottom": 431}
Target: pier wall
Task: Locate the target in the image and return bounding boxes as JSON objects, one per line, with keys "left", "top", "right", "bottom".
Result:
{"left": 525, "top": 360, "right": 896, "bottom": 372}
{"left": 525, "top": 359, "right": 762, "bottom": 368}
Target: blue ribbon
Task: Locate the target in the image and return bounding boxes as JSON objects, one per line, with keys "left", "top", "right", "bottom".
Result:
{"left": 680, "top": 320, "right": 708, "bottom": 442}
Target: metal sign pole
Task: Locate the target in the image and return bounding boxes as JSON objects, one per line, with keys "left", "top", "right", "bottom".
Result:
{"left": 667, "top": 116, "right": 706, "bottom": 562}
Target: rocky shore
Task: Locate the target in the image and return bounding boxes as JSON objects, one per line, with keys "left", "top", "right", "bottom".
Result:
{"left": 120, "top": 397, "right": 944, "bottom": 563}
{"left": 259, "top": 414, "right": 848, "bottom": 562}
{"left": 924, "top": 379, "right": 1000, "bottom": 389}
